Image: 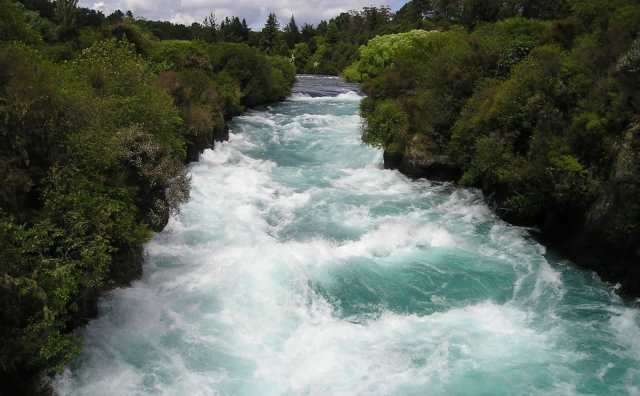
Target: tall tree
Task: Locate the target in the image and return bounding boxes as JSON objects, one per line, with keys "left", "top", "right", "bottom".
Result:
{"left": 220, "top": 16, "right": 250, "bottom": 42}
{"left": 55, "top": 0, "right": 78, "bottom": 38}
{"left": 201, "top": 12, "right": 218, "bottom": 42}
{"left": 107, "top": 9, "right": 124, "bottom": 24}
{"left": 284, "top": 15, "right": 301, "bottom": 48}
{"left": 300, "top": 23, "right": 316, "bottom": 43}
{"left": 261, "top": 12, "right": 282, "bottom": 54}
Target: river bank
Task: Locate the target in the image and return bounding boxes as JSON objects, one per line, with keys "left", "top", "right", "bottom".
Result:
{"left": 381, "top": 149, "right": 640, "bottom": 299}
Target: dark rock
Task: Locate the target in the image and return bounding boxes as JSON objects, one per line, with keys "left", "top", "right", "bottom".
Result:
{"left": 382, "top": 149, "right": 403, "bottom": 170}
{"left": 0, "top": 370, "right": 55, "bottom": 396}
{"left": 215, "top": 124, "right": 230, "bottom": 143}
{"left": 185, "top": 120, "right": 230, "bottom": 163}
{"left": 383, "top": 135, "right": 462, "bottom": 181}
{"left": 110, "top": 244, "right": 145, "bottom": 287}
{"left": 560, "top": 125, "right": 640, "bottom": 296}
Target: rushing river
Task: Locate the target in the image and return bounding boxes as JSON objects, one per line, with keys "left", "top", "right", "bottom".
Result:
{"left": 56, "top": 76, "right": 640, "bottom": 395}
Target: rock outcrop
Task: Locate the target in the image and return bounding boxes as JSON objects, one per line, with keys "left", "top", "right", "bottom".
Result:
{"left": 383, "top": 135, "right": 462, "bottom": 181}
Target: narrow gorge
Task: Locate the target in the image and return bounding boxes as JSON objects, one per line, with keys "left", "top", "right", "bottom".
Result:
{"left": 55, "top": 76, "right": 640, "bottom": 395}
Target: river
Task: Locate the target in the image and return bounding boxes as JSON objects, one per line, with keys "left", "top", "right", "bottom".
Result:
{"left": 56, "top": 75, "right": 640, "bottom": 395}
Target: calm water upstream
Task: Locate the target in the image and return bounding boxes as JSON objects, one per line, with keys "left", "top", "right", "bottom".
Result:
{"left": 56, "top": 75, "right": 640, "bottom": 395}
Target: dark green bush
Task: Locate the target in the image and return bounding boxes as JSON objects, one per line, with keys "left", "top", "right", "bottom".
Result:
{"left": 0, "top": 0, "right": 42, "bottom": 43}
{"left": 208, "top": 43, "right": 295, "bottom": 107}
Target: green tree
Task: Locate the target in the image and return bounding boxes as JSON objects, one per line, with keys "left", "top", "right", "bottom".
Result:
{"left": 107, "top": 9, "right": 124, "bottom": 23}
{"left": 293, "top": 42, "right": 311, "bottom": 71}
{"left": 261, "top": 12, "right": 282, "bottom": 54}
{"left": 0, "top": 0, "right": 42, "bottom": 43}
{"left": 201, "top": 12, "right": 218, "bottom": 42}
{"left": 344, "top": 29, "right": 438, "bottom": 82}
{"left": 284, "top": 15, "right": 301, "bottom": 48}
{"left": 55, "top": 0, "right": 78, "bottom": 38}
{"left": 220, "top": 16, "right": 250, "bottom": 43}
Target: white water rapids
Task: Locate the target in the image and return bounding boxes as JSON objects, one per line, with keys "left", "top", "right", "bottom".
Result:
{"left": 55, "top": 76, "right": 640, "bottom": 396}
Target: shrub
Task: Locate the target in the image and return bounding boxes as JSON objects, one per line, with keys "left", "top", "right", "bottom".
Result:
{"left": 0, "top": 0, "right": 42, "bottom": 44}
{"left": 208, "top": 42, "right": 295, "bottom": 106}
{"left": 150, "top": 39, "right": 209, "bottom": 70}
{"left": 346, "top": 29, "right": 438, "bottom": 82}
{"left": 362, "top": 98, "right": 409, "bottom": 150}
{"left": 117, "top": 126, "right": 189, "bottom": 230}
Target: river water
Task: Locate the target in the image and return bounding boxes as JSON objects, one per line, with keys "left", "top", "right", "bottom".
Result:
{"left": 56, "top": 76, "right": 640, "bottom": 395}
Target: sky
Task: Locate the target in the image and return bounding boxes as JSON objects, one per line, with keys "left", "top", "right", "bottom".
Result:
{"left": 80, "top": 0, "right": 409, "bottom": 29}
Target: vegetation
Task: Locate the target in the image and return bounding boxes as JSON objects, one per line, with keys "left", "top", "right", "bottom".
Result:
{"left": 351, "top": 0, "right": 640, "bottom": 295}
{"left": 0, "top": 1, "right": 293, "bottom": 393}
{"left": 3, "top": 0, "right": 640, "bottom": 391}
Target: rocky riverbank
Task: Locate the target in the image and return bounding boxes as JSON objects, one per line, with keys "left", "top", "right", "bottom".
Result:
{"left": 382, "top": 127, "right": 640, "bottom": 297}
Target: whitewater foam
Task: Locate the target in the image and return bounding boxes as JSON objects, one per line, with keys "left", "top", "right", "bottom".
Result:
{"left": 289, "top": 91, "right": 363, "bottom": 102}
{"left": 55, "top": 76, "right": 640, "bottom": 396}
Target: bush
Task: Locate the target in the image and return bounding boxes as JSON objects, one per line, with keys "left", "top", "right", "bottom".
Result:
{"left": 109, "top": 21, "right": 153, "bottom": 55}
{"left": 116, "top": 126, "right": 190, "bottom": 230}
{"left": 0, "top": 43, "right": 88, "bottom": 214}
{"left": 72, "top": 39, "right": 185, "bottom": 155}
{"left": 150, "top": 39, "right": 209, "bottom": 70}
{"left": 362, "top": 98, "right": 409, "bottom": 149}
{"left": 0, "top": 0, "right": 42, "bottom": 44}
{"left": 208, "top": 42, "right": 295, "bottom": 106}
{"left": 345, "top": 29, "right": 438, "bottom": 82}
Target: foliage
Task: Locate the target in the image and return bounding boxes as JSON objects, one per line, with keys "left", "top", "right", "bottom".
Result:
{"left": 0, "top": 2, "right": 295, "bottom": 393}
{"left": 343, "top": 30, "right": 438, "bottom": 82}
{"left": 150, "top": 40, "right": 210, "bottom": 70}
{"left": 361, "top": 98, "right": 409, "bottom": 153}
{"left": 0, "top": 0, "right": 42, "bottom": 43}
{"left": 208, "top": 43, "right": 295, "bottom": 107}
{"left": 55, "top": 0, "right": 78, "bottom": 39}
{"left": 261, "top": 13, "right": 284, "bottom": 55}
{"left": 108, "top": 21, "right": 153, "bottom": 55}
{"left": 354, "top": 0, "right": 640, "bottom": 254}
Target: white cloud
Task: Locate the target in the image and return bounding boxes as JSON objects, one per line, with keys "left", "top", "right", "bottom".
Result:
{"left": 170, "top": 12, "right": 198, "bottom": 25}
{"left": 79, "top": 0, "right": 408, "bottom": 28}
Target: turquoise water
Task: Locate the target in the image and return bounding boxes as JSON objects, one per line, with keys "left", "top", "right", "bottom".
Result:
{"left": 56, "top": 76, "right": 640, "bottom": 395}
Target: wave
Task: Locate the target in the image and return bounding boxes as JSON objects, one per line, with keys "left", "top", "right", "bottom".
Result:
{"left": 288, "top": 91, "right": 363, "bottom": 102}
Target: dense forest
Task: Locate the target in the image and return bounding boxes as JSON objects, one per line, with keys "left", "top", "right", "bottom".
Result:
{"left": 347, "top": 1, "right": 640, "bottom": 298}
{"left": 0, "top": 0, "right": 295, "bottom": 393}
